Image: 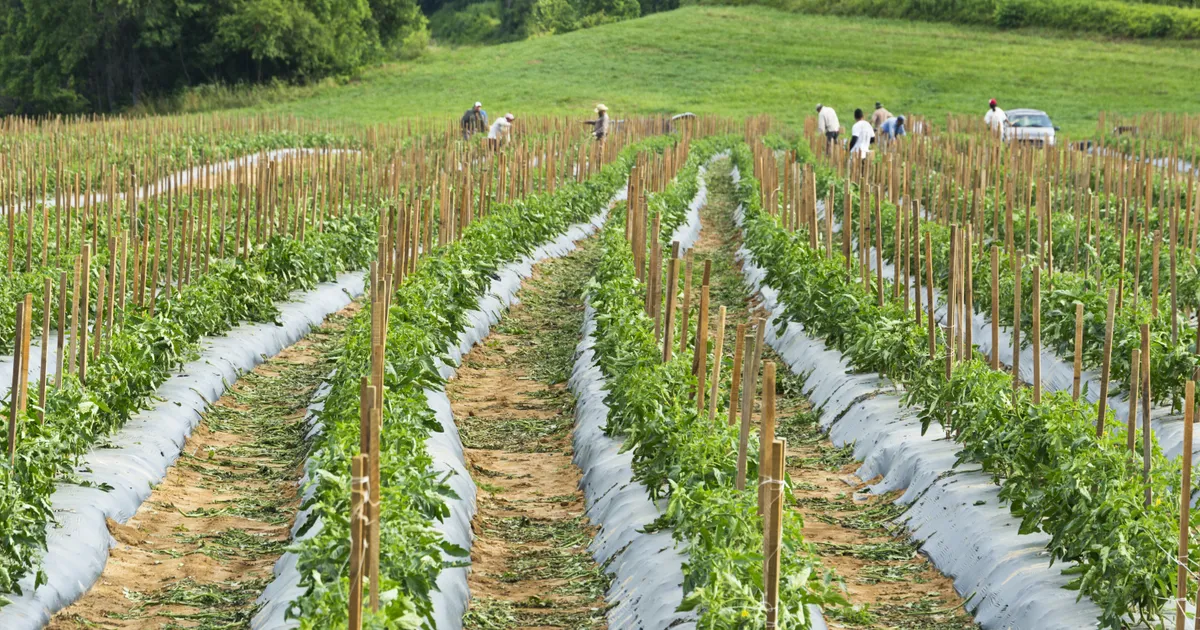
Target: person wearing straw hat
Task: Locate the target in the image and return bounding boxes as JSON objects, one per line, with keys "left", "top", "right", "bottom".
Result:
{"left": 488, "top": 113, "right": 515, "bottom": 147}
{"left": 584, "top": 104, "right": 610, "bottom": 141}
{"left": 460, "top": 101, "right": 488, "bottom": 140}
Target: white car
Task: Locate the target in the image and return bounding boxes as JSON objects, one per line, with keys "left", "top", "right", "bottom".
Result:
{"left": 1004, "top": 108, "right": 1058, "bottom": 146}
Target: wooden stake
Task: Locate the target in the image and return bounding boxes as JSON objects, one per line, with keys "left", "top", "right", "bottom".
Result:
{"left": 348, "top": 454, "right": 368, "bottom": 630}
{"left": 763, "top": 438, "right": 786, "bottom": 630}
{"left": 1032, "top": 266, "right": 1042, "bottom": 403}
{"left": 1096, "top": 288, "right": 1117, "bottom": 435}
{"left": 694, "top": 286, "right": 710, "bottom": 416}
{"left": 1013, "top": 254, "right": 1023, "bottom": 391}
{"left": 662, "top": 257, "right": 680, "bottom": 363}
{"left": 735, "top": 329, "right": 756, "bottom": 490}
{"left": 1128, "top": 347, "right": 1141, "bottom": 453}
{"left": 38, "top": 279, "right": 50, "bottom": 424}
{"left": 1142, "top": 324, "right": 1153, "bottom": 507}
{"left": 728, "top": 324, "right": 746, "bottom": 426}
{"left": 758, "top": 361, "right": 777, "bottom": 518}
{"left": 1072, "top": 303, "right": 1084, "bottom": 401}
{"left": 708, "top": 306, "right": 727, "bottom": 423}
{"left": 1175, "top": 380, "right": 1194, "bottom": 630}
{"left": 990, "top": 245, "right": 999, "bottom": 370}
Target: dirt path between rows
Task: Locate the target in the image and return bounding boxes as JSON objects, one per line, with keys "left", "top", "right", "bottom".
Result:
{"left": 453, "top": 238, "right": 607, "bottom": 630}
{"left": 49, "top": 304, "right": 356, "bottom": 630}
{"left": 692, "top": 160, "right": 977, "bottom": 629}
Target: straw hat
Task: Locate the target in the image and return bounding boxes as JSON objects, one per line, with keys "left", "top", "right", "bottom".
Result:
{"left": 595, "top": 104, "right": 608, "bottom": 113}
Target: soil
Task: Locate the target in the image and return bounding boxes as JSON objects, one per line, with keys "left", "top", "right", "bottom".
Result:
{"left": 453, "top": 237, "right": 608, "bottom": 630}
{"left": 48, "top": 303, "right": 357, "bottom": 630}
{"left": 691, "top": 160, "right": 977, "bottom": 629}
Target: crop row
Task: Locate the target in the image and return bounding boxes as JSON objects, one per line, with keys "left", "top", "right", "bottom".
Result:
{"left": 0, "top": 211, "right": 376, "bottom": 596}
{"left": 734, "top": 140, "right": 1193, "bottom": 627}
{"left": 586, "top": 135, "right": 844, "bottom": 627}
{"left": 282, "top": 133, "right": 681, "bottom": 626}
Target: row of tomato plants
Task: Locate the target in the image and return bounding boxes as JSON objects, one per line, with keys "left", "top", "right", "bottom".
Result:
{"left": 803, "top": 146, "right": 1199, "bottom": 409}
{"left": 0, "top": 210, "right": 377, "bottom": 598}
{"left": 586, "top": 136, "right": 844, "bottom": 628}
{"left": 283, "top": 135, "right": 681, "bottom": 627}
{"left": 734, "top": 143, "right": 1192, "bottom": 628}
{"left": 0, "top": 162, "right": 368, "bottom": 353}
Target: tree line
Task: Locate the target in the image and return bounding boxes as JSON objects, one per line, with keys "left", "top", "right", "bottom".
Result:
{"left": 0, "top": 0, "right": 427, "bottom": 114}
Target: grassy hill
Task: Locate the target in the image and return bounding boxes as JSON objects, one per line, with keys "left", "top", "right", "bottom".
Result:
{"left": 243, "top": 5, "right": 1200, "bottom": 136}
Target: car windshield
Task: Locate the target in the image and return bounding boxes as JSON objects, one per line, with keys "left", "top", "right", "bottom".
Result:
{"left": 1009, "top": 113, "right": 1053, "bottom": 128}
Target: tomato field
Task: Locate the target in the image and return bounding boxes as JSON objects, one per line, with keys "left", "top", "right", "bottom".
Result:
{"left": 3, "top": 110, "right": 1200, "bottom": 630}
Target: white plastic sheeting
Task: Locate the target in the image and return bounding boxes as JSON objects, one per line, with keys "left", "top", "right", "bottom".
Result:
{"left": 569, "top": 303, "right": 696, "bottom": 629}
{"left": 0, "top": 272, "right": 366, "bottom": 630}
{"left": 733, "top": 200, "right": 1104, "bottom": 629}
{"left": 252, "top": 194, "right": 621, "bottom": 630}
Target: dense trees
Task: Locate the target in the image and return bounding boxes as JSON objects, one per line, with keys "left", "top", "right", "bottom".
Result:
{"left": 0, "top": 0, "right": 426, "bottom": 114}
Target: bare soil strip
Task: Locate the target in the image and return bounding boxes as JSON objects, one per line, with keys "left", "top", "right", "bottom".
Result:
{"left": 48, "top": 304, "right": 357, "bottom": 630}
{"left": 694, "top": 161, "right": 977, "bottom": 629}
{"left": 453, "top": 239, "right": 608, "bottom": 630}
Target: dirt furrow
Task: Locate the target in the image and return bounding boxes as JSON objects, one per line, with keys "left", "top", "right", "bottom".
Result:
{"left": 48, "top": 304, "right": 356, "bottom": 630}
{"left": 692, "top": 159, "right": 976, "bottom": 629}
{"left": 454, "top": 239, "right": 607, "bottom": 630}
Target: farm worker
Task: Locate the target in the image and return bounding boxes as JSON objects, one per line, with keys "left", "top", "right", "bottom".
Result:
{"left": 816, "top": 104, "right": 839, "bottom": 147}
{"left": 880, "top": 115, "right": 906, "bottom": 140}
{"left": 848, "top": 108, "right": 875, "bottom": 158}
{"left": 870, "top": 102, "right": 893, "bottom": 129}
{"left": 461, "top": 102, "right": 488, "bottom": 140}
{"left": 585, "top": 104, "right": 610, "bottom": 141}
{"left": 984, "top": 98, "right": 1007, "bottom": 133}
{"left": 488, "top": 113, "right": 515, "bottom": 146}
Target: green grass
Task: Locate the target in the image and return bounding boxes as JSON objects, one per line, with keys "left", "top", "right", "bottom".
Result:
{"left": 238, "top": 5, "right": 1200, "bottom": 135}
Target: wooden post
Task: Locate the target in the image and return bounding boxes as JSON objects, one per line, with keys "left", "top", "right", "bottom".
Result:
{"left": 728, "top": 324, "right": 746, "bottom": 426}
{"left": 38, "top": 279, "right": 50, "bottom": 424}
{"left": 925, "top": 234, "right": 935, "bottom": 359}
{"left": 1072, "top": 303, "right": 1084, "bottom": 401}
{"left": 55, "top": 272, "right": 66, "bottom": 388}
{"left": 662, "top": 257, "right": 680, "bottom": 363}
{"left": 735, "top": 329, "right": 756, "bottom": 490}
{"left": 1142, "top": 324, "right": 1153, "bottom": 507}
{"left": 694, "top": 286, "right": 710, "bottom": 416}
{"left": 1032, "top": 266, "right": 1042, "bottom": 403}
{"left": 1012, "top": 254, "right": 1023, "bottom": 391}
{"left": 1128, "top": 347, "right": 1141, "bottom": 453}
{"left": 991, "top": 245, "right": 999, "bottom": 370}
{"left": 758, "top": 361, "right": 777, "bottom": 517}
{"left": 7, "top": 300, "right": 25, "bottom": 465}
{"left": 79, "top": 245, "right": 92, "bottom": 382}
{"left": 348, "top": 454, "right": 368, "bottom": 630}
{"left": 1175, "top": 381, "right": 1194, "bottom": 630}
{"left": 679, "top": 253, "right": 693, "bottom": 355}
{"left": 1096, "top": 288, "right": 1117, "bottom": 435}
{"left": 763, "top": 438, "right": 786, "bottom": 630}
{"left": 708, "top": 307, "right": 727, "bottom": 423}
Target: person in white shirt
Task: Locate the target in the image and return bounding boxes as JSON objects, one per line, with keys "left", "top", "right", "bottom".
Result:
{"left": 984, "top": 98, "right": 1007, "bottom": 133}
{"left": 816, "top": 104, "right": 840, "bottom": 149}
{"left": 488, "top": 113, "right": 515, "bottom": 146}
{"left": 848, "top": 108, "right": 874, "bottom": 158}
